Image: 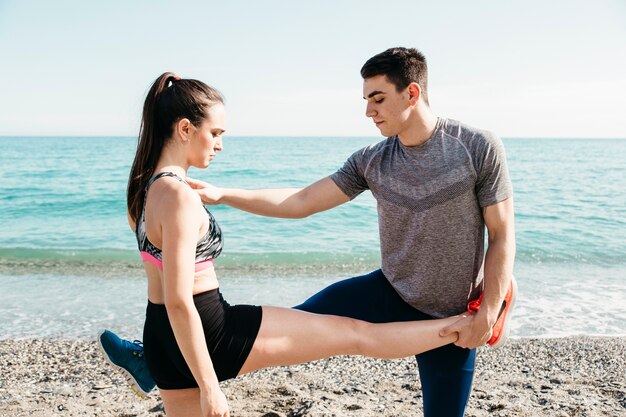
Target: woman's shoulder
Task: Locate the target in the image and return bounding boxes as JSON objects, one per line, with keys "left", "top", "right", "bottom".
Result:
{"left": 152, "top": 177, "right": 202, "bottom": 214}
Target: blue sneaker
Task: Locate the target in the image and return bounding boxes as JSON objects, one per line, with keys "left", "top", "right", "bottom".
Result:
{"left": 97, "top": 329, "right": 156, "bottom": 397}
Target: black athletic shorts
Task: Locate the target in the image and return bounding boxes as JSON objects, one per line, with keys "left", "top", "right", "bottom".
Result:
{"left": 143, "top": 288, "right": 263, "bottom": 389}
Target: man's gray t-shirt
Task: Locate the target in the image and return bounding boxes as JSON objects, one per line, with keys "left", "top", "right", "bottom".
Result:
{"left": 330, "top": 117, "right": 513, "bottom": 318}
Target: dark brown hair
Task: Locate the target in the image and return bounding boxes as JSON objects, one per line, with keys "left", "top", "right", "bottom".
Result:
{"left": 360, "top": 47, "right": 429, "bottom": 104}
{"left": 127, "top": 72, "right": 224, "bottom": 222}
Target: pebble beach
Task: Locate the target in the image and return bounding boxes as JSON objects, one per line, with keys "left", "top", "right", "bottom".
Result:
{"left": 0, "top": 337, "right": 624, "bottom": 417}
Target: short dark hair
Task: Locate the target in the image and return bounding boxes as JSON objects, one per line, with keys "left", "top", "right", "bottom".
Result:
{"left": 361, "top": 47, "right": 429, "bottom": 104}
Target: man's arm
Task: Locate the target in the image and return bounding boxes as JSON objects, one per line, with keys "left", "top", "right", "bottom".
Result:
{"left": 187, "top": 176, "right": 351, "bottom": 218}
{"left": 475, "top": 197, "right": 516, "bottom": 335}
{"left": 441, "top": 197, "right": 516, "bottom": 348}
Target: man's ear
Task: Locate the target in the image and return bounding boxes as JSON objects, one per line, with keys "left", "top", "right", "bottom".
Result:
{"left": 407, "top": 82, "right": 421, "bottom": 106}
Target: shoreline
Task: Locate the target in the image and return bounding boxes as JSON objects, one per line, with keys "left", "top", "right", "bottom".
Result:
{"left": 0, "top": 258, "right": 380, "bottom": 279}
{"left": 0, "top": 337, "right": 624, "bottom": 416}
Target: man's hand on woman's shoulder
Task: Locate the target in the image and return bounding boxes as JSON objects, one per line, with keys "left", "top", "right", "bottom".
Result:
{"left": 186, "top": 177, "right": 224, "bottom": 205}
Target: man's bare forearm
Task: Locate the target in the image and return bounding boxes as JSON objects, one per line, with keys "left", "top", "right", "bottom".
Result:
{"left": 219, "top": 187, "right": 310, "bottom": 218}
{"left": 480, "top": 234, "right": 516, "bottom": 326}
{"left": 478, "top": 197, "right": 516, "bottom": 326}
{"left": 215, "top": 177, "right": 350, "bottom": 219}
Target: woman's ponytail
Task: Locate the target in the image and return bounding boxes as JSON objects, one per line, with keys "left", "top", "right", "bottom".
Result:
{"left": 127, "top": 72, "right": 179, "bottom": 223}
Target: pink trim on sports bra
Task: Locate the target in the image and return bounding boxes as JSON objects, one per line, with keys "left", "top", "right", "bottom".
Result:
{"left": 140, "top": 251, "right": 214, "bottom": 272}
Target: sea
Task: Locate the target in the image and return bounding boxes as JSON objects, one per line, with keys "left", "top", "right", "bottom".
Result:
{"left": 1, "top": 136, "right": 625, "bottom": 340}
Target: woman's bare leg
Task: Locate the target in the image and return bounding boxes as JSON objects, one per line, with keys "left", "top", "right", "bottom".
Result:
{"left": 159, "top": 388, "right": 202, "bottom": 417}
{"left": 239, "top": 306, "right": 461, "bottom": 375}
{"left": 155, "top": 307, "right": 460, "bottom": 414}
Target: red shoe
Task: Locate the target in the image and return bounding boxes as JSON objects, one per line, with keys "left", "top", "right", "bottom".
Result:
{"left": 467, "top": 276, "right": 517, "bottom": 348}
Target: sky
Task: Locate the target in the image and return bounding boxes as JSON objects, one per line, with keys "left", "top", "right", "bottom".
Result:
{"left": 0, "top": 0, "right": 625, "bottom": 138}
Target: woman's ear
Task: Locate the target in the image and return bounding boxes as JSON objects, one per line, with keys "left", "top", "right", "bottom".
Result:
{"left": 175, "top": 118, "right": 193, "bottom": 142}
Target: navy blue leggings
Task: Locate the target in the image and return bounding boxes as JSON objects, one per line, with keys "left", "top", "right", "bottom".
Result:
{"left": 293, "top": 269, "right": 476, "bottom": 417}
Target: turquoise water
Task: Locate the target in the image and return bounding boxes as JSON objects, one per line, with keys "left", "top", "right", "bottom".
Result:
{"left": 1, "top": 136, "right": 625, "bottom": 339}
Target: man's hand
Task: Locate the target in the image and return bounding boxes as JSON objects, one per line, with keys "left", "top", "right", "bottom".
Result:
{"left": 186, "top": 177, "right": 224, "bottom": 205}
{"left": 439, "top": 313, "right": 492, "bottom": 349}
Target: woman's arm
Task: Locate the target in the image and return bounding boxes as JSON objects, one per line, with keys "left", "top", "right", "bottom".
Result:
{"left": 160, "top": 184, "right": 228, "bottom": 415}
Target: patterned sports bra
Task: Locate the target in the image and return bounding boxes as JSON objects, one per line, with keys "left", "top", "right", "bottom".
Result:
{"left": 136, "top": 172, "right": 223, "bottom": 272}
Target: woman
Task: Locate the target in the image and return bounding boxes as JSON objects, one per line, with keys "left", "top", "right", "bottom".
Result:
{"left": 124, "top": 72, "right": 463, "bottom": 417}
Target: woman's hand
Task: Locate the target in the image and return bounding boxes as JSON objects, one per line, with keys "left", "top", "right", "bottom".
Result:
{"left": 201, "top": 387, "right": 230, "bottom": 417}
{"left": 186, "top": 177, "right": 224, "bottom": 205}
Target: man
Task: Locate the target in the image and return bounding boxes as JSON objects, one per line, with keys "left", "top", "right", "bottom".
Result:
{"left": 100, "top": 47, "right": 516, "bottom": 417}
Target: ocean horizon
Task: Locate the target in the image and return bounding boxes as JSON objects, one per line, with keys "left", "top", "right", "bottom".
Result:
{"left": 1, "top": 136, "right": 625, "bottom": 340}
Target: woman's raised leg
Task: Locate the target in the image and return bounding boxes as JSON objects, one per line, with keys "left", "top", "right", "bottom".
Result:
{"left": 239, "top": 306, "right": 461, "bottom": 375}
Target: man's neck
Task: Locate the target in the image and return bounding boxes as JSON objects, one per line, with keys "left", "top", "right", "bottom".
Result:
{"left": 397, "top": 106, "right": 439, "bottom": 147}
